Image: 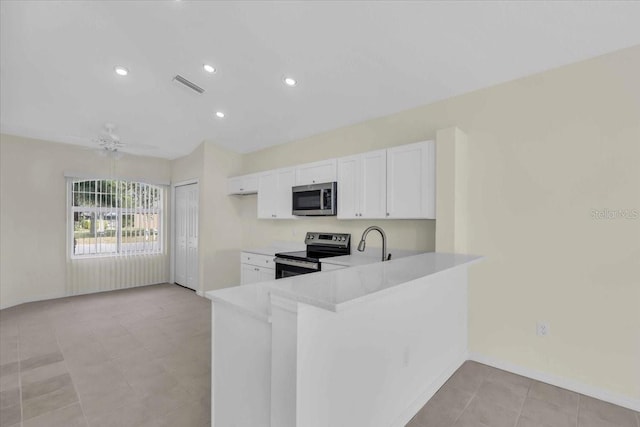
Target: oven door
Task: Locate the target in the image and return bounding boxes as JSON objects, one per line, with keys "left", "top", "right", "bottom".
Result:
{"left": 274, "top": 258, "right": 320, "bottom": 279}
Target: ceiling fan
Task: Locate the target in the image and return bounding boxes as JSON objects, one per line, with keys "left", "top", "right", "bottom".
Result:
{"left": 91, "top": 123, "right": 156, "bottom": 158}
{"left": 95, "top": 123, "right": 125, "bottom": 156}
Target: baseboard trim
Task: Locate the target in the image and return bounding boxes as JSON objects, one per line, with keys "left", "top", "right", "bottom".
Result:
{"left": 0, "top": 291, "right": 67, "bottom": 310}
{"left": 0, "top": 282, "right": 168, "bottom": 310}
{"left": 469, "top": 352, "right": 640, "bottom": 412}
{"left": 392, "top": 352, "right": 468, "bottom": 427}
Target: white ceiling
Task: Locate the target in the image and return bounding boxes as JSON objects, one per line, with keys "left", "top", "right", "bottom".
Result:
{"left": 2, "top": 1, "right": 640, "bottom": 159}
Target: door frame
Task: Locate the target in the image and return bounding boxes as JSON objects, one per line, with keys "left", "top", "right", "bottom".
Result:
{"left": 170, "top": 179, "right": 199, "bottom": 292}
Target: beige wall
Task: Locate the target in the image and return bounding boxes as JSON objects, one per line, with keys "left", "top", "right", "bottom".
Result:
{"left": 171, "top": 141, "right": 204, "bottom": 184}
{"left": 170, "top": 141, "right": 246, "bottom": 293}
{"left": 232, "top": 46, "right": 640, "bottom": 401}
{"left": 0, "top": 134, "right": 172, "bottom": 309}
{"left": 199, "top": 142, "right": 244, "bottom": 292}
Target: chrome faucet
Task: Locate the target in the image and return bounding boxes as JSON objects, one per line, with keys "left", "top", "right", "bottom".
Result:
{"left": 357, "top": 226, "right": 388, "bottom": 262}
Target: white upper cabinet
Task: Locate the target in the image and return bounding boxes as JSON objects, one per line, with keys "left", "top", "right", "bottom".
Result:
{"left": 227, "top": 174, "right": 259, "bottom": 195}
{"left": 258, "top": 168, "right": 295, "bottom": 219}
{"left": 276, "top": 169, "right": 295, "bottom": 219}
{"left": 386, "top": 141, "right": 435, "bottom": 219}
{"left": 337, "top": 150, "right": 387, "bottom": 219}
{"left": 337, "top": 156, "right": 359, "bottom": 218}
{"left": 295, "top": 159, "right": 337, "bottom": 186}
{"left": 257, "top": 170, "right": 276, "bottom": 219}
{"left": 360, "top": 150, "right": 388, "bottom": 218}
{"left": 237, "top": 141, "right": 434, "bottom": 220}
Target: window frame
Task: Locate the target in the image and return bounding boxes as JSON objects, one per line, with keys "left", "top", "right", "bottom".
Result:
{"left": 68, "top": 178, "right": 164, "bottom": 259}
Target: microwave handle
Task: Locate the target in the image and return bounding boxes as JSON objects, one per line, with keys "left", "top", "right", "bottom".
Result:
{"left": 319, "top": 189, "right": 326, "bottom": 210}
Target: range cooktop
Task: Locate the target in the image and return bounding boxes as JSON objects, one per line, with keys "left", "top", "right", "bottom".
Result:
{"left": 275, "top": 232, "right": 351, "bottom": 262}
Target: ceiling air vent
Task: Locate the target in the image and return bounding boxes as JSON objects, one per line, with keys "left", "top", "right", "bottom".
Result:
{"left": 173, "top": 74, "right": 205, "bottom": 94}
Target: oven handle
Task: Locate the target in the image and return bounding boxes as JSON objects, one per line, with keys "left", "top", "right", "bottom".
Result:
{"left": 274, "top": 257, "right": 319, "bottom": 270}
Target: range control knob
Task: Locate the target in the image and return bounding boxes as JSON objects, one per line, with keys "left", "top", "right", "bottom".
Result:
{"left": 332, "top": 236, "right": 337, "bottom": 241}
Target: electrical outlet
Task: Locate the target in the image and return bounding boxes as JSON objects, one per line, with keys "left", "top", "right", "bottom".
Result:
{"left": 536, "top": 321, "right": 550, "bottom": 337}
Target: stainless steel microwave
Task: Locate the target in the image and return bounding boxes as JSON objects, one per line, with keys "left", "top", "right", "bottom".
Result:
{"left": 292, "top": 182, "right": 337, "bottom": 216}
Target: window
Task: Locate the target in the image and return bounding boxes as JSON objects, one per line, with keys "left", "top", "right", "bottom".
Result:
{"left": 70, "top": 179, "right": 163, "bottom": 257}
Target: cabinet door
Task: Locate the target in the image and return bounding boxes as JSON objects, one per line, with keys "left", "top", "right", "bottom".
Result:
{"left": 241, "top": 263, "right": 259, "bottom": 285}
{"left": 337, "top": 156, "right": 360, "bottom": 219}
{"left": 275, "top": 168, "right": 295, "bottom": 219}
{"left": 242, "top": 174, "right": 259, "bottom": 193}
{"left": 257, "top": 171, "right": 277, "bottom": 218}
{"left": 386, "top": 141, "right": 435, "bottom": 219}
{"left": 295, "top": 159, "right": 337, "bottom": 186}
{"left": 227, "top": 177, "right": 244, "bottom": 195}
{"left": 360, "top": 150, "right": 387, "bottom": 219}
{"left": 258, "top": 267, "right": 275, "bottom": 282}
{"left": 227, "top": 174, "right": 259, "bottom": 195}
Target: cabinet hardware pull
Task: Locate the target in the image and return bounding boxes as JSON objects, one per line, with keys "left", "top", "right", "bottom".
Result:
{"left": 386, "top": 213, "right": 390, "bottom": 216}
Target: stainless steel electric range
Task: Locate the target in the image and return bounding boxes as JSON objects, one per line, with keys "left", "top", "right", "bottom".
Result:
{"left": 274, "top": 232, "right": 351, "bottom": 279}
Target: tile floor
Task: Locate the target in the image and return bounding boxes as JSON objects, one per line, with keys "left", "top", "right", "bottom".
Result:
{"left": 1, "top": 283, "right": 638, "bottom": 427}
{"left": 407, "top": 361, "right": 640, "bottom": 427}
{"left": 0, "top": 284, "right": 210, "bottom": 427}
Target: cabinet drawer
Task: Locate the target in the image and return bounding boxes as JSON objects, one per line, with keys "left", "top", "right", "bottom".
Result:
{"left": 241, "top": 252, "right": 275, "bottom": 268}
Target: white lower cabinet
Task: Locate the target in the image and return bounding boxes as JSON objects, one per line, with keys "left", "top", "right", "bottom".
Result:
{"left": 240, "top": 252, "right": 275, "bottom": 285}
{"left": 257, "top": 168, "right": 295, "bottom": 219}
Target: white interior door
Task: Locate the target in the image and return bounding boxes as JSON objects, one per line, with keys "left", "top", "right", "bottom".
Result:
{"left": 175, "top": 183, "right": 199, "bottom": 290}
{"left": 175, "top": 186, "right": 187, "bottom": 286}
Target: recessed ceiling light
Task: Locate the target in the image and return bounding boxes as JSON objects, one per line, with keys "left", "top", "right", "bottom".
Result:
{"left": 203, "top": 64, "right": 216, "bottom": 73}
{"left": 215, "top": 111, "right": 225, "bottom": 118}
{"left": 283, "top": 77, "right": 297, "bottom": 87}
{"left": 114, "top": 66, "right": 129, "bottom": 76}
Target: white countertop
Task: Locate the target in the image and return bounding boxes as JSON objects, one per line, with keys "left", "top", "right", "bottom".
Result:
{"left": 207, "top": 252, "right": 481, "bottom": 320}
{"left": 243, "top": 244, "right": 421, "bottom": 267}
{"left": 242, "top": 242, "right": 305, "bottom": 257}
{"left": 322, "top": 248, "right": 423, "bottom": 267}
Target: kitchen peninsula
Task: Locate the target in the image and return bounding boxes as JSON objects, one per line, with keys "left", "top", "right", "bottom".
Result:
{"left": 206, "top": 252, "right": 481, "bottom": 427}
